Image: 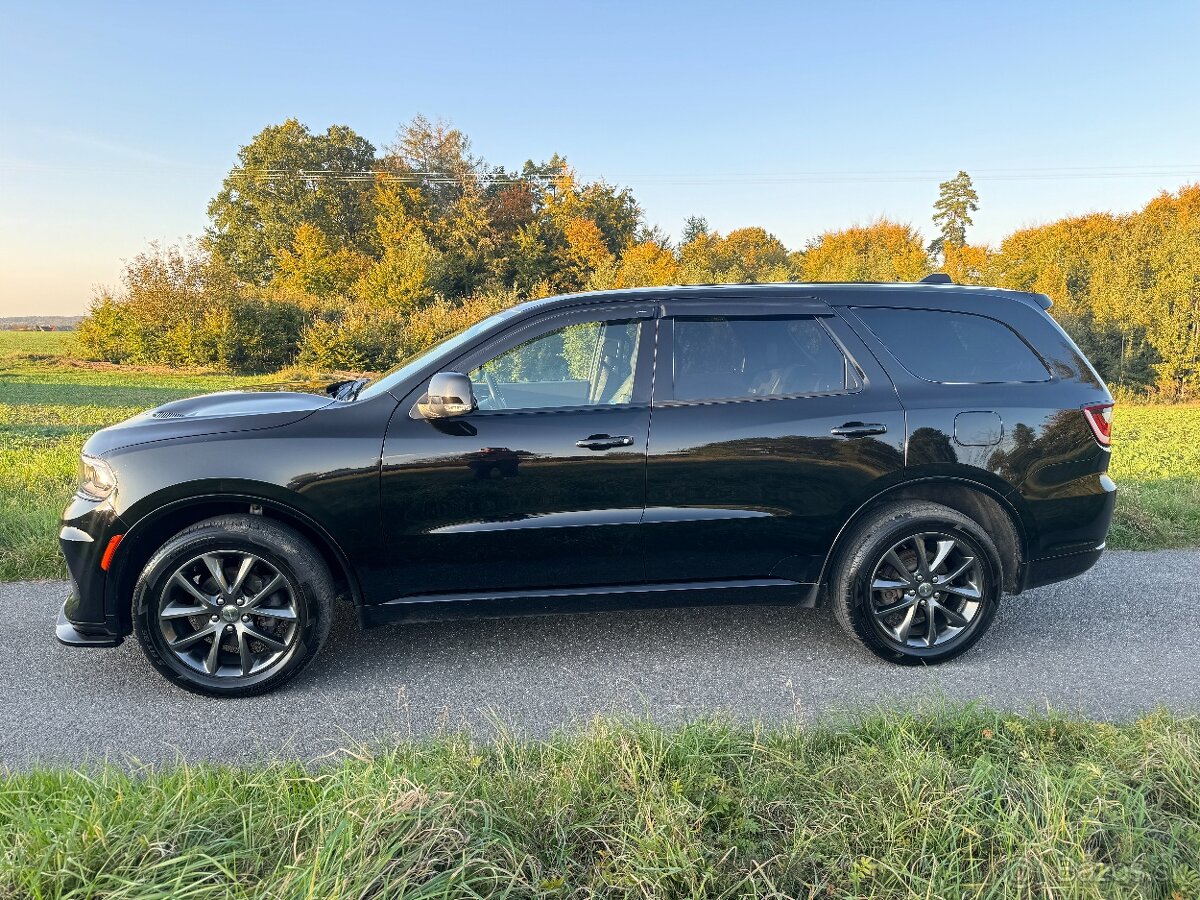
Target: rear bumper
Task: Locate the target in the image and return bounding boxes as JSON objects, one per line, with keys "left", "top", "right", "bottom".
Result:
{"left": 1016, "top": 471, "right": 1115, "bottom": 592}
{"left": 1020, "top": 543, "right": 1106, "bottom": 592}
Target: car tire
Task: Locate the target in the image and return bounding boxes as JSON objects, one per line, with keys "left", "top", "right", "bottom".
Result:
{"left": 132, "top": 514, "right": 334, "bottom": 697}
{"left": 831, "top": 501, "right": 1002, "bottom": 665}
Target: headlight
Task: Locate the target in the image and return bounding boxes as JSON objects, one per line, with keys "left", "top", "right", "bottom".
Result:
{"left": 77, "top": 455, "right": 117, "bottom": 501}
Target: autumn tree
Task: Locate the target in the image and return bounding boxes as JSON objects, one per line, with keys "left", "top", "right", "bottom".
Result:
{"left": 1091, "top": 184, "right": 1200, "bottom": 395}
{"left": 802, "top": 220, "right": 931, "bottom": 282}
{"left": 206, "top": 120, "right": 377, "bottom": 284}
{"left": 379, "top": 116, "right": 495, "bottom": 297}
{"left": 271, "top": 223, "right": 373, "bottom": 303}
{"left": 678, "top": 226, "right": 794, "bottom": 283}
{"left": 989, "top": 212, "right": 1157, "bottom": 388}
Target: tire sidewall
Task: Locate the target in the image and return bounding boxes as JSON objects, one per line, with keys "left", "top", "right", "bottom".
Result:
{"left": 133, "top": 520, "right": 331, "bottom": 696}
{"left": 846, "top": 512, "right": 1001, "bottom": 664}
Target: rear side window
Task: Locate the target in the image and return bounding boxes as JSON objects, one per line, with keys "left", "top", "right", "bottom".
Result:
{"left": 671, "top": 316, "right": 859, "bottom": 401}
{"left": 853, "top": 308, "right": 1051, "bottom": 383}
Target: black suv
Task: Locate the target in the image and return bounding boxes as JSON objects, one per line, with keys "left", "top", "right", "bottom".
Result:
{"left": 58, "top": 279, "right": 1116, "bottom": 696}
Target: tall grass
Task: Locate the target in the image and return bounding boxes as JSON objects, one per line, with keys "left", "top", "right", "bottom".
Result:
{"left": 1, "top": 709, "right": 1197, "bottom": 898}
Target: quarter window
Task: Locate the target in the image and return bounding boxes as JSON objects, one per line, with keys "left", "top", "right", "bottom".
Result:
{"left": 671, "top": 316, "right": 858, "bottom": 402}
{"left": 853, "top": 308, "right": 1051, "bottom": 383}
{"left": 469, "top": 319, "right": 641, "bottom": 411}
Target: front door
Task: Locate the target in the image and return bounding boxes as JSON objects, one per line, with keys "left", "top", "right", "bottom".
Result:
{"left": 642, "top": 303, "right": 906, "bottom": 585}
{"left": 379, "top": 305, "right": 655, "bottom": 599}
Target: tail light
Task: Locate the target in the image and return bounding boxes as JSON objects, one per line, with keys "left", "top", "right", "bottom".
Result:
{"left": 1082, "top": 403, "right": 1113, "bottom": 447}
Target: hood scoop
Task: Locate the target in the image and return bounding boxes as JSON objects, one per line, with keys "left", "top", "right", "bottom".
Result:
{"left": 82, "top": 389, "right": 338, "bottom": 456}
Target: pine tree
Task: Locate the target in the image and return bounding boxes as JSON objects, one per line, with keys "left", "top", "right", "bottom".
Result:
{"left": 930, "top": 171, "right": 980, "bottom": 257}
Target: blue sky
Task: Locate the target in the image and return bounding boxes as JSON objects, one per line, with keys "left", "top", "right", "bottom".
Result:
{"left": 2, "top": 0, "right": 1197, "bottom": 315}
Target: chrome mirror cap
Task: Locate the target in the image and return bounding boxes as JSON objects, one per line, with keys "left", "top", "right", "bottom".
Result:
{"left": 418, "top": 371, "right": 476, "bottom": 418}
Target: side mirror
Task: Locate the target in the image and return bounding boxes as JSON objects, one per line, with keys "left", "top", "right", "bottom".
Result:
{"left": 417, "top": 371, "right": 476, "bottom": 418}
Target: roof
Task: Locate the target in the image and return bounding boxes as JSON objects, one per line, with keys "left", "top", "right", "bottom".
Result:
{"left": 532, "top": 281, "right": 1054, "bottom": 311}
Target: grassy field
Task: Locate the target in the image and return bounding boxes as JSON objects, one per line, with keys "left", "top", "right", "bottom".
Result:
{"left": 1, "top": 330, "right": 1199, "bottom": 580}
{"left": 0, "top": 332, "right": 266, "bottom": 580}
{"left": 2, "top": 709, "right": 1197, "bottom": 898}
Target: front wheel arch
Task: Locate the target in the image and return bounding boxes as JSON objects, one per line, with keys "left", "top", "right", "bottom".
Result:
{"left": 107, "top": 493, "right": 361, "bottom": 635}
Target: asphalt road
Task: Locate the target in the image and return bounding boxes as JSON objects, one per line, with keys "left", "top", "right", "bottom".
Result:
{"left": 2, "top": 550, "right": 1197, "bottom": 770}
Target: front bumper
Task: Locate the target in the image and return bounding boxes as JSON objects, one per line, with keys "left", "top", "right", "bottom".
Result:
{"left": 56, "top": 601, "right": 122, "bottom": 647}
{"left": 58, "top": 495, "right": 126, "bottom": 645}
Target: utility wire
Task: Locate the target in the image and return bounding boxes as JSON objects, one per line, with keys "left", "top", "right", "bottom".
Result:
{"left": 2, "top": 160, "right": 1195, "bottom": 184}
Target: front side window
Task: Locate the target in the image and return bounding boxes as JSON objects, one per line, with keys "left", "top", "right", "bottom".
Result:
{"left": 469, "top": 319, "right": 641, "bottom": 411}
{"left": 671, "top": 316, "right": 858, "bottom": 402}
{"left": 853, "top": 307, "right": 1051, "bottom": 383}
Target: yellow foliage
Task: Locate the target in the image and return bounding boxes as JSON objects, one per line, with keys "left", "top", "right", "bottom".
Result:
{"left": 941, "top": 243, "right": 991, "bottom": 285}
{"left": 802, "top": 219, "right": 930, "bottom": 283}
{"left": 563, "top": 217, "right": 615, "bottom": 272}
{"left": 611, "top": 241, "right": 681, "bottom": 288}
{"left": 678, "top": 227, "right": 792, "bottom": 283}
{"left": 272, "top": 223, "right": 373, "bottom": 300}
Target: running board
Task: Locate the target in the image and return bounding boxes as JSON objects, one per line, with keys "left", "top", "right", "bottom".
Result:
{"left": 361, "top": 577, "right": 815, "bottom": 627}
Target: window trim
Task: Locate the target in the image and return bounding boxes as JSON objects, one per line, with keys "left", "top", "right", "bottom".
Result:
{"left": 656, "top": 314, "right": 865, "bottom": 407}
{"left": 850, "top": 306, "right": 1054, "bottom": 385}
{"left": 411, "top": 304, "right": 657, "bottom": 418}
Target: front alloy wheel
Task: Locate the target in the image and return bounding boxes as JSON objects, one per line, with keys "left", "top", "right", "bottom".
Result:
{"left": 133, "top": 515, "right": 333, "bottom": 696}
{"left": 158, "top": 552, "right": 301, "bottom": 679}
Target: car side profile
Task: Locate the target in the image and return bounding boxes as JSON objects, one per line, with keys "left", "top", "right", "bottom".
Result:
{"left": 58, "top": 277, "right": 1117, "bottom": 696}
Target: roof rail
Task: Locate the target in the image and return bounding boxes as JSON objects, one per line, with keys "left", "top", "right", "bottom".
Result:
{"left": 919, "top": 273, "right": 953, "bottom": 284}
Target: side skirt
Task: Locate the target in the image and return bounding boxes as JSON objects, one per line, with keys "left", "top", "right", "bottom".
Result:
{"left": 360, "top": 578, "right": 816, "bottom": 627}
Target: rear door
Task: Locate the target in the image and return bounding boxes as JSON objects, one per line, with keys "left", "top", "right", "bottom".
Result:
{"left": 642, "top": 300, "right": 906, "bottom": 585}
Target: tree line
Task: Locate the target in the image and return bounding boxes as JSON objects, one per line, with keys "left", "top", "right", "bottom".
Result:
{"left": 76, "top": 117, "right": 1200, "bottom": 397}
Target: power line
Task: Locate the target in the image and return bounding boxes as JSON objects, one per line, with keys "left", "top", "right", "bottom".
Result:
{"left": 222, "top": 164, "right": 1199, "bottom": 186}
{"left": 2, "top": 159, "right": 1195, "bottom": 185}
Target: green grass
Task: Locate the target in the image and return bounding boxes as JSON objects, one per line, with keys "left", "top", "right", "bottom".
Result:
{"left": 0, "top": 333, "right": 266, "bottom": 580}
{"left": 1107, "top": 405, "right": 1200, "bottom": 551}
{"left": 1, "top": 330, "right": 1199, "bottom": 580}
{"left": 0, "top": 329, "right": 74, "bottom": 359}
{"left": 1, "top": 709, "right": 1197, "bottom": 898}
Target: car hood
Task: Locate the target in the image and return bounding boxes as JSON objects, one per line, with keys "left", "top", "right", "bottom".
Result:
{"left": 84, "top": 390, "right": 336, "bottom": 456}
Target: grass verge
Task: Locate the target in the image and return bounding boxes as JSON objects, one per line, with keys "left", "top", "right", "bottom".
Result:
{"left": 2, "top": 710, "right": 1198, "bottom": 898}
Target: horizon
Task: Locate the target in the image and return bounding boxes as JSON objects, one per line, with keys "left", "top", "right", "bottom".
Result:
{"left": 2, "top": 0, "right": 1198, "bottom": 316}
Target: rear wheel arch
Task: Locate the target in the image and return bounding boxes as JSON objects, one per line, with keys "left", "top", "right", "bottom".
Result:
{"left": 107, "top": 493, "right": 361, "bottom": 634}
{"left": 820, "top": 477, "right": 1029, "bottom": 598}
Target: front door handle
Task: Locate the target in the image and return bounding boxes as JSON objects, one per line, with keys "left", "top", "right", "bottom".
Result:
{"left": 830, "top": 422, "right": 887, "bottom": 438}
{"left": 576, "top": 434, "right": 635, "bottom": 450}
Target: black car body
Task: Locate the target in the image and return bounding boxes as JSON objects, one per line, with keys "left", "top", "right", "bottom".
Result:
{"left": 58, "top": 280, "right": 1116, "bottom": 695}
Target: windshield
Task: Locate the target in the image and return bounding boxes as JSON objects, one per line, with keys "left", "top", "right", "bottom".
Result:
{"left": 355, "top": 305, "right": 529, "bottom": 401}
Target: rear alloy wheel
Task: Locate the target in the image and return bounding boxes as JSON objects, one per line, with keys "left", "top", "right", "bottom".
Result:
{"left": 134, "top": 515, "right": 333, "bottom": 696}
{"left": 867, "top": 533, "right": 984, "bottom": 650}
{"left": 831, "top": 501, "right": 1002, "bottom": 664}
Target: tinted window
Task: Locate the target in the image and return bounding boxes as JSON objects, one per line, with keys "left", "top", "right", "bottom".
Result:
{"left": 469, "top": 319, "right": 640, "bottom": 410}
{"left": 671, "top": 317, "right": 857, "bottom": 401}
{"left": 854, "top": 308, "right": 1051, "bottom": 383}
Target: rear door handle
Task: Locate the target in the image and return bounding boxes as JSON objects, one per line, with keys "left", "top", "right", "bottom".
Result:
{"left": 830, "top": 422, "right": 887, "bottom": 437}
{"left": 576, "top": 434, "right": 635, "bottom": 450}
